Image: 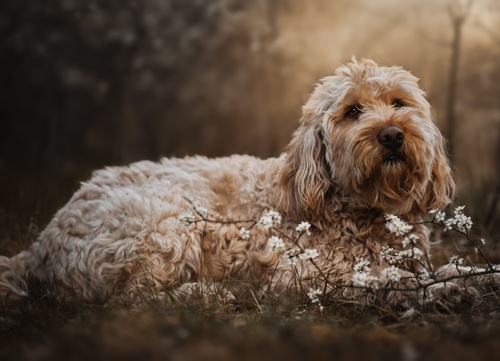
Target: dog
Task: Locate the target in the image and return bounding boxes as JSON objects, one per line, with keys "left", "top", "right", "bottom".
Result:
{"left": 0, "top": 59, "right": 472, "bottom": 309}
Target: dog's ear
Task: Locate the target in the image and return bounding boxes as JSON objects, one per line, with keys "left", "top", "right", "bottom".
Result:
{"left": 424, "top": 135, "right": 455, "bottom": 212}
{"left": 278, "top": 110, "right": 331, "bottom": 221}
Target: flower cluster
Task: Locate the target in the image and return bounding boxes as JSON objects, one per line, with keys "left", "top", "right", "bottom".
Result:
{"left": 442, "top": 206, "right": 473, "bottom": 233}
{"left": 239, "top": 227, "right": 250, "bottom": 240}
{"left": 178, "top": 212, "right": 195, "bottom": 228}
{"left": 295, "top": 221, "right": 311, "bottom": 236}
{"left": 383, "top": 214, "right": 424, "bottom": 264}
{"left": 307, "top": 288, "right": 322, "bottom": 304}
{"left": 385, "top": 214, "right": 413, "bottom": 236}
{"left": 352, "top": 258, "right": 403, "bottom": 288}
{"left": 298, "top": 248, "right": 320, "bottom": 261}
{"left": 429, "top": 209, "right": 446, "bottom": 223}
{"left": 352, "top": 258, "right": 379, "bottom": 288}
{"left": 268, "top": 236, "right": 286, "bottom": 252}
{"left": 380, "top": 265, "right": 402, "bottom": 283}
{"left": 402, "top": 233, "right": 419, "bottom": 248}
{"left": 380, "top": 245, "right": 424, "bottom": 265}
{"left": 353, "top": 258, "right": 371, "bottom": 273}
{"left": 283, "top": 248, "right": 301, "bottom": 266}
{"left": 258, "top": 210, "right": 282, "bottom": 230}
{"left": 352, "top": 271, "right": 379, "bottom": 288}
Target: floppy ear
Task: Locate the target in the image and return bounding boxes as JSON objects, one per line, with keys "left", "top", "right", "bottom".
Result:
{"left": 423, "top": 135, "right": 455, "bottom": 212}
{"left": 278, "top": 111, "right": 331, "bottom": 221}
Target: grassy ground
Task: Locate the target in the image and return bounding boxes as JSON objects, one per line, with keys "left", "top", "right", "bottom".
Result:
{"left": 1, "top": 180, "right": 500, "bottom": 361}
{"left": 2, "top": 297, "right": 500, "bottom": 361}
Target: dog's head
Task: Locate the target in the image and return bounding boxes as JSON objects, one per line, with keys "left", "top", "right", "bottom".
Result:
{"left": 279, "top": 58, "right": 454, "bottom": 221}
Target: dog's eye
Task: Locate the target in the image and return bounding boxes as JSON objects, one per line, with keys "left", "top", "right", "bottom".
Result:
{"left": 393, "top": 100, "right": 404, "bottom": 108}
{"left": 346, "top": 105, "right": 362, "bottom": 118}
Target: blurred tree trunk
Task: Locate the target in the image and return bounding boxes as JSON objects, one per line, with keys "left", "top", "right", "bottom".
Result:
{"left": 486, "top": 113, "right": 500, "bottom": 232}
{"left": 445, "top": 0, "right": 474, "bottom": 164}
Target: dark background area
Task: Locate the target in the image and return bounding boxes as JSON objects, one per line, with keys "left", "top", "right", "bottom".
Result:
{"left": 1, "top": 0, "right": 499, "bottom": 249}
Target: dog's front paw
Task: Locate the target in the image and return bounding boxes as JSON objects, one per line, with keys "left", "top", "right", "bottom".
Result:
{"left": 420, "top": 282, "right": 477, "bottom": 310}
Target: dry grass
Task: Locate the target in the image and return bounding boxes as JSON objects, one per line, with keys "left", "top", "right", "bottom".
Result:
{"left": 2, "top": 293, "right": 500, "bottom": 361}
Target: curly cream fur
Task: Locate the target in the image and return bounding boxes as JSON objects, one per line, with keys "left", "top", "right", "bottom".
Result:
{"left": 1, "top": 59, "right": 460, "bottom": 308}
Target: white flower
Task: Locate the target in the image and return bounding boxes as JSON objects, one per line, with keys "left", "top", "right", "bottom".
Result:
{"left": 239, "top": 227, "right": 250, "bottom": 240}
{"left": 352, "top": 272, "right": 379, "bottom": 288}
{"left": 402, "top": 234, "right": 419, "bottom": 248}
{"left": 353, "top": 258, "right": 371, "bottom": 273}
{"left": 268, "top": 236, "right": 286, "bottom": 252}
{"left": 481, "top": 238, "right": 487, "bottom": 245}
{"left": 398, "top": 247, "right": 424, "bottom": 261}
{"left": 283, "top": 249, "right": 299, "bottom": 265}
{"left": 307, "top": 288, "right": 322, "bottom": 304}
{"left": 380, "top": 245, "right": 395, "bottom": 263}
{"left": 442, "top": 206, "right": 473, "bottom": 233}
{"left": 429, "top": 209, "right": 446, "bottom": 223}
{"left": 298, "top": 248, "right": 320, "bottom": 260}
{"left": 385, "top": 214, "right": 413, "bottom": 236}
{"left": 178, "top": 212, "right": 195, "bottom": 228}
{"left": 295, "top": 221, "right": 311, "bottom": 236}
{"left": 382, "top": 246, "right": 425, "bottom": 265}
{"left": 258, "top": 210, "right": 282, "bottom": 229}
{"left": 449, "top": 255, "right": 464, "bottom": 265}
{"left": 380, "top": 266, "right": 402, "bottom": 284}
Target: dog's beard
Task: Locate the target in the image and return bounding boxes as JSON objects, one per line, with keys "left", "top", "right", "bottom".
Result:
{"left": 333, "top": 135, "right": 429, "bottom": 215}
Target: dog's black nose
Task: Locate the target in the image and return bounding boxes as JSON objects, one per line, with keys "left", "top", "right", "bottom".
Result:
{"left": 378, "top": 126, "right": 404, "bottom": 150}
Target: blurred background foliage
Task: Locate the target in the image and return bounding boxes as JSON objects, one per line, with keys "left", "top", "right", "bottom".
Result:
{"left": 0, "top": 0, "right": 499, "bottom": 247}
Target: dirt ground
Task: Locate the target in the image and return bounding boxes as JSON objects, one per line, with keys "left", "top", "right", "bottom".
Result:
{"left": 2, "top": 301, "right": 500, "bottom": 361}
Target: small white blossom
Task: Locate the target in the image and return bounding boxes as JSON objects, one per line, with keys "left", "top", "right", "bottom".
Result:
{"left": 353, "top": 258, "right": 371, "bottom": 273}
{"left": 398, "top": 247, "right": 424, "bottom": 261}
{"left": 239, "top": 227, "right": 250, "bottom": 240}
{"left": 449, "top": 255, "right": 464, "bottom": 265}
{"left": 352, "top": 258, "right": 379, "bottom": 289}
{"left": 295, "top": 221, "right": 311, "bottom": 236}
{"left": 380, "top": 266, "right": 402, "bottom": 284}
{"left": 429, "top": 209, "right": 446, "bottom": 223}
{"left": 481, "top": 238, "right": 487, "bottom": 245}
{"left": 443, "top": 219, "right": 454, "bottom": 231}
{"left": 352, "top": 272, "right": 379, "bottom": 288}
{"left": 385, "top": 214, "right": 413, "bottom": 236}
{"left": 268, "top": 236, "right": 286, "bottom": 252}
{"left": 178, "top": 212, "right": 195, "bottom": 228}
{"left": 402, "top": 234, "right": 419, "bottom": 248}
{"left": 283, "top": 248, "right": 300, "bottom": 265}
{"left": 307, "top": 288, "right": 322, "bottom": 304}
{"left": 298, "top": 248, "right": 320, "bottom": 260}
{"left": 381, "top": 246, "right": 425, "bottom": 265}
{"left": 258, "top": 210, "right": 282, "bottom": 229}
{"left": 380, "top": 245, "right": 395, "bottom": 263}
{"left": 442, "top": 206, "right": 473, "bottom": 233}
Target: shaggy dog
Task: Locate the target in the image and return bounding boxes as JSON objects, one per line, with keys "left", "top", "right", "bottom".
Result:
{"left": 0, "top": 59, "right": 471, "bottom": 309}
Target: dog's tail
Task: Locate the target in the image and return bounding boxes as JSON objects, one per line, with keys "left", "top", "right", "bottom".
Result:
{"left": 0, "top": 247, "right": 35, "bottom": 300}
